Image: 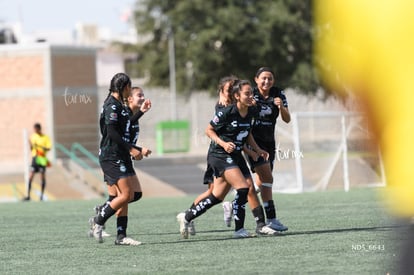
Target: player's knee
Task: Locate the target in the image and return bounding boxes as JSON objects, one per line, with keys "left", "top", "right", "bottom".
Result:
{"left": 129, "top": 192, "right": 142, "bottom": 203}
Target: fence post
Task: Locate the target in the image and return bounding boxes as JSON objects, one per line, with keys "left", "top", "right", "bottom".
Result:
{"left": 342, "top": 115, "right": 350, "bottom": 192}
{"left": 23, "top": 128, "right": 29, "bottom": 196}
{"left": 292, "top": 113, "right": 303, "bottom": 192}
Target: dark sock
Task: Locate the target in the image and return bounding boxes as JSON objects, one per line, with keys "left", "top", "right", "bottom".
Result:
{"left": 27, "top": 180, "right": 32, "bottom": 199}
{"left": 99, "top": 195, "right": 116, "bottom": 209}
{"left": 264, "top": 200, "right": 276, "bottom": 220}
{"left": 252, "top": 206, "right": 266, "bottom": 228}
{"left": 233, "top": 188, "right": 249, "bottom": 231}
{"left": 185, "top": 194, "right": 222, "bottom": 221}
{"left": 40, "top": 179, "right": 46, "bottom": 200}
{"left": 117, "top": 216, "right": 128, "bottom": 239}
{"left": 95, "top": 203, "right": 116, "bottom": 226}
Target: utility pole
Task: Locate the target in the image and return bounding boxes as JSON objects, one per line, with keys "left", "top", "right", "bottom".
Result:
{"left": 168, "top": 26, "right": 177, "bottom": 121}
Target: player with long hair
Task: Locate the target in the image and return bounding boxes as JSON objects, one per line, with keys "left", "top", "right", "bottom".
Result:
{"left": 177, "top": 80, "right": 270, "bottom": 238}
{"left": 89, "top": 73, "right": 143, "bottom": 245}
{"left": 247, "top": 67, "right": 291, "bottom": 232}
{"left": 90, "top": 86, "right": 152, "bottom": 243}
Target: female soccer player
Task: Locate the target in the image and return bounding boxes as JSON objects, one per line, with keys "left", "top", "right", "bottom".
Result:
{"left": 178, "top": 76, "right": 279, "bottom": 236}
{"left": 248, "top": 67, "right": 291, "bottom": 232}
{"left": 178, "top": 76, "right": 237, "bottom": 235}
{"left": 91, "top": 86, "right": 152, "bottom": 243}
{"left": 89, "top": 73, "right": 143, "bottom": 245}
{"left": 177, "top": 80, "right": 269, "bottom": 238}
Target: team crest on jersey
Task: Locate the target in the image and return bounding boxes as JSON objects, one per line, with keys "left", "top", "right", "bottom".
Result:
{"left": 111, "top": 104, "right": 117, "bottom": 110}
{"left": 212, "top": 115, "right": 220, "bottom": 124}
{"left": 109, "top": 112, "right": 118, "bottom": 121}
{"left": 226, "top": 157, "right": 233, "bottom": 164}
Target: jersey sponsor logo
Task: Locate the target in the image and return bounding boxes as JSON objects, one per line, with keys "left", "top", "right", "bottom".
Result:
{"left": 255, "top": 121, "right": 272, "bottom": 126}
{"left": 111, "top": 104, "right": 117, "bottom": 110}
{"left": 236, "top": 130, "right": 248, "bottom": 141}
{"left": 231, "top": 120, "right": 238, "bottom": 127}
{"left": 226, "top": 157, "right": 233, "bottom": 164}
{"left": 259, "top": 106, "right": 272, "bottom": 117}
{"left": 120, "top": 163, "right": 126, "bottom": 173}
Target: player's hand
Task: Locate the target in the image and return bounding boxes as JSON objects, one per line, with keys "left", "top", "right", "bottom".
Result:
{"left": 256, "top": 149, "right": 269, "bottom": 161}
{"left": 130, "top": 148, "right": 143, "bottom": 160}
{"left": 140, "top": 99, "right": 152, "bottom": 113}
{"left": 274, "top": 97, "right": 282, "bottom": 108}
{"left": 142, "top": 147, "right": 152, "bottom": 157}
{"left": 223, "top": 142, "right": 236, "bottom": 153}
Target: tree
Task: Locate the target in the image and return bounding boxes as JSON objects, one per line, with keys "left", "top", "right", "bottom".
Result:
{"left": 125, "top": 0, "right": 318, "bottom": 95}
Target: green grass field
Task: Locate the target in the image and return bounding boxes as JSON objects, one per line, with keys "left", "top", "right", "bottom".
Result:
{"left": 0, "top": 187, "right": 407, "bottom": 274}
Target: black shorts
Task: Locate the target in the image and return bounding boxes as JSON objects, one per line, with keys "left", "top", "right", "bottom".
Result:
{"left": 247, "top": 144, "right": 275, "bottom": 173}
{"left": 207, "top": 154, "right": 251, "bottom": 179}
{"left": 203, "top": 163, "right": 214, "bottom": 185}
{"left": 30, "top": 157, "right": 46, "bottom": 173}
{"left": 100, "top": 159, "right": 136, "bottom": 186}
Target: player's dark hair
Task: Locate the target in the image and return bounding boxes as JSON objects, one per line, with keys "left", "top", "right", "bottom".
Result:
{"left": 106, "top": 73, "right": 131, "bottom": 104}
{"left": 232, "top": 79, "right": 251, "bottom": 94}
{"left": 231, "top": 79, "right": 251, "bottom": 101}
{"left": 217, "top": 75, "right": 238, "bottom": 95}
{"left": 255, "top": 67, "right": 274, "bottom": 78}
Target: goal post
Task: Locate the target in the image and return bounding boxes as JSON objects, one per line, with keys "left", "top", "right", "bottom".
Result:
{"left": 273, "top": 111, "right": 386, "bottom": 193}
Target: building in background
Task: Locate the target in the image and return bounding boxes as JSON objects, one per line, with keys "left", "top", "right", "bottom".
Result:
{"left": 0, "top": 44, "right": 99, "bottom": 172}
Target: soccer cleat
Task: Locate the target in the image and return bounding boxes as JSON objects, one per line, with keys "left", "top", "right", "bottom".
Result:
{"left": 92, "top": 223, "right": 104, "bottom": 243}
{"left": 256, "top": 225, "right": 279, "bottom": 236}
{"left": 222, "top": 201, "right": 233, "bottom": 227}
{"left": 115, "top": 237, "right": 142, "bottom": 246}
{"left": 233, "top": 228, "right": 255, "bottom": 238}
{"left": 176, "top": 212, "right": 189, "bottom": 239}
{"left": 267, "top": 218, "right": 288, "bottom": 232}
{"left": 88, "top": 216, "right": 110, "bottom": 238}
{"left": 88, "top": 217, "right": 95, "bottom": 237}
{"left": 188, "top": 220, "right": 196, "bottom": 236}
{"left": 102, "top": 230, "right": 111, "bottom": 237}
{"left": 92, "top": 205, "right": 110, "bottom": 237}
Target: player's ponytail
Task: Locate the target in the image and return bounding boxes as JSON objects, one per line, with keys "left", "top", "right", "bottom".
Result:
{"left": 108, "top": 73, "right": 131, "bottom": 104}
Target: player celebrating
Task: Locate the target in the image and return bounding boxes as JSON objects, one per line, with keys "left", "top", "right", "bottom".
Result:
{"left": 89, "top": 73, "right": 142, "bottom": 245}
{"left": 247, "top": 67, "right": 291, "bottom": 232}
{"left": 177, "top": 80, "right": 269, "bottom": 238}
{"left": 90, "top": 86, "right": 152, "bottom": 243}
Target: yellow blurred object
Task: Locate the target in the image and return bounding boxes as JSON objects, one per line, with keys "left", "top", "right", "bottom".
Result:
{"left": 314, "top": 0, "right": 414, "bottom": 216}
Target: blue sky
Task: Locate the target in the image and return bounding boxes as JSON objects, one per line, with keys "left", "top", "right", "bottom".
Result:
{"left": 0, "top": 0, "right": 135, "bottom": 33}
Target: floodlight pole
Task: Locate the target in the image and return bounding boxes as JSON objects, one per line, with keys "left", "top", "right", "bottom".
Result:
{"left": 168, "top": 27, "right": 177, "bottom": 121}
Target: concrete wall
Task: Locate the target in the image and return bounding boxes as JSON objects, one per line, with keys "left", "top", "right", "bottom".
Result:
{"left": 0, "top": 44, "right": 99, "bottom": 172}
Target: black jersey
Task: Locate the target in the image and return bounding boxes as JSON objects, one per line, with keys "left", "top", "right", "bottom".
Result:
{"left": 99, "top": 96, "right": 131, "bottom": 161}
{"left": 126, "top": 107, "right": 140, "bottom": 145}
{"left": 208, "top": 104, "right": 257, "bottom": 158}
{"left": 252, "top": 86, "right": 288, "bottom": 145}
